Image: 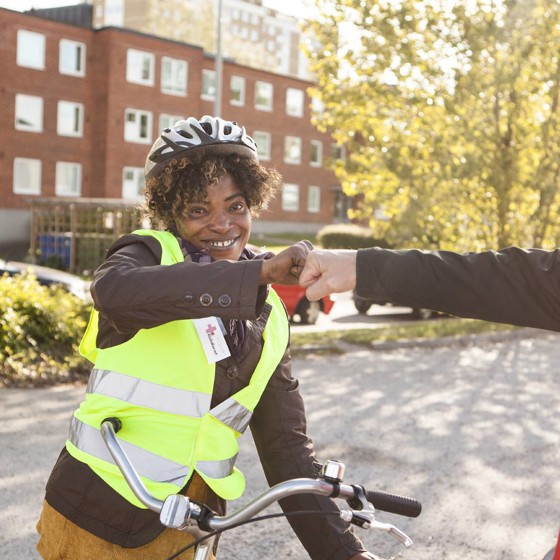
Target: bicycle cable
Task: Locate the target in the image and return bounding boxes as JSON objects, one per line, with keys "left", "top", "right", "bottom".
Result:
{"left": 164, "top": 509, "right": 343, "bottom": 560}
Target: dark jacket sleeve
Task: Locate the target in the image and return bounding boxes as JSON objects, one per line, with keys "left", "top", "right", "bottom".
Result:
{"left": 90, "top": 233, "right": 267, "bottom": 335}
{"left": 250, "top": 348, "right": 367, "bottom": 560}
{"left": 356, "top": 246, "right": 560, "bottom": 331}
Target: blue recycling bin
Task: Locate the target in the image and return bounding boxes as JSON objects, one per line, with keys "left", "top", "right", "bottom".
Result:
{"left": 38, "top": 234, "right": 72, "bottom": 268}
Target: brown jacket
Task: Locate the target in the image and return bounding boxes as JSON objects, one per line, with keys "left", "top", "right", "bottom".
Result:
{"left": 44, "top": 233, "right": 365, "bottom": 560}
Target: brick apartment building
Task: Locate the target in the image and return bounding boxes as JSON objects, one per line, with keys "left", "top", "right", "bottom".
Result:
{"left": 0, "top": 5, "right": 350, "bottom": 262}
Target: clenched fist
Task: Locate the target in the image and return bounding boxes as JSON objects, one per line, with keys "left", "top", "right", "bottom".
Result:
{"left": 260, "top": 240, "right": 314, "bottom": 285}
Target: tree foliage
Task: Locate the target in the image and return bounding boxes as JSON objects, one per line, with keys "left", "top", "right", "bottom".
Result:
{"left": 303, "top": 0, "right": 560, "bottom": 250}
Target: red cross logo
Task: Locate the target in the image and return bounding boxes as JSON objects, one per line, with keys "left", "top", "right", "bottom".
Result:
{"left": 206, "top": 324, "right": 217, "bottom": 336}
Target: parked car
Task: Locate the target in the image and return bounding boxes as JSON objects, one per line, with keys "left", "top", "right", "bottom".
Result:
{"left": 246, "top": 244, "right": 335, "bottom": 324}
{"left": 273, "top": 283, "right": 335, "bottom": 325}
{"left": 352, "top": 289, "right": 435, "bottom": 320}
{"left": 0, "top": 259, "right": 92, "bottom": 302}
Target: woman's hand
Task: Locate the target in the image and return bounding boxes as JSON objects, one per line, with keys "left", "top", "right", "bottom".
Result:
{"left": 260, "top": 240, "right": 313, "bottom": 285}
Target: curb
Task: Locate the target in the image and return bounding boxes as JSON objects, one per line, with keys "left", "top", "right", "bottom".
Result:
{"left": 292, "top": 327, "right": 553, "bottom": 356}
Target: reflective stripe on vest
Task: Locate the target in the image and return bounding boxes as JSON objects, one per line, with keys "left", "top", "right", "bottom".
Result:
{"left": 210, "top": 397, "right": 252, "bottom": 434}
{"left": 87, "top": 368, "right": 212, "bottom": 418}
{"left": 68, "top": 416, "right": 190, "bottom": 486}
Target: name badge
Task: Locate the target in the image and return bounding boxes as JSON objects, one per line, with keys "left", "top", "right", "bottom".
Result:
{"left": 193, "top": 317, "right": 231, "bottom": 364}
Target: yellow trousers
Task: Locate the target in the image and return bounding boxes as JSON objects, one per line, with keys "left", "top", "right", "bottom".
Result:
{"left": 36, "top": 475, "right": 215, "bottom": 560}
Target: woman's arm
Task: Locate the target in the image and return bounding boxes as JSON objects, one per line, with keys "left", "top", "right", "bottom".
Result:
{"left": 91, "top": 234, "right": 266, "bottom": 333}
{"left": 250, "top": 349, "right": 368, "bottom": 560}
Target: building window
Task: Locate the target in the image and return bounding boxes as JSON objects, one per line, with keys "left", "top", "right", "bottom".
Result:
{"left": 255, "top": 81, "right": 273, "bottom": 111}
{"left": 126, "top": 49, "right": 155, "bottom": 86}
{"left": 282, "top": 183, "right": 299, "bottom": 212}
{"left": 15, "top": 94, "right": 43, "bottom": 132}
{"left": 57, "top": 101, "right": 84, "bottom": 137}
{"left": 122, "top": 167, "right": 145, "bottom": 200}
{"left": 286, "top": 88, "right": 304, "bottom": 117}
{"left": 55, "top": 162, "right": 82, "bottom": 196}
{"left": 104, "top": 0, "right": 124, "bottom": 25}
{"left": 310, "top": 140, "right": 323, "bottom": 167}
{"left": 331, "top": 143, "right": 346, "bottom": 161}
{"left": 253, "top": 131, "right": 271, "bottom": 161}
{"left": 17, "top": 30, "right": 45, "bottom": 70}
{"left": 201, "top": 69, "right": 216, "bottom": 100}
{"left": 161, "top": 57, "right": 187, "bottom": 96}
{"left": 284, "top": 136, "right": 302, "bottom": 164}
{"left": 333, "top": 189, "right": 352, "bottom": 220}
{"left": 59, "top": 39, "right": 86, "bottom": 76}
{"left": 308, "top": 186, "right": 321, "bottom": 213}
{"left": 13, "top": 158, "right": 41, "bottom": 195}
{"left": 230, "top": 75, "right": 245, "bottom": 106}
{"left": 159, "top": 113, "right": 183, "bottom": 132}
{"left": 124, "top": 109, "right": 152, "bottom": 143}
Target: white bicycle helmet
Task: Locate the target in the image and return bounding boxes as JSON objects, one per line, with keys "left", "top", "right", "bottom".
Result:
{"left": 145, "top": 115, "right": 259, "bottom": 179}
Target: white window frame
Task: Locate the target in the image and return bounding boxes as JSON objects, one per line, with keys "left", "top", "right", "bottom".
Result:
{"left": 255, "top": 81, "right": 273, "bottom": 111}
{"left": 59, "top": 39, "right": 86, "bottom": 77}
{"left": 122, "top": 166, "right": 145, "bottom": 200}
{"left": 57, "top": 100, "right": 84, "bottom": 137}
{"left": 124, "top": 108, "right": 153, "bottom": 144}
{"left": 15, "top": 94, "right": 43, "bottom": 132}
{"left": 13, "top": 157, "right": 41, "bottom": 195}
{"left": 286, "top": 87, "right": 304, "bottom": 117}
{"left": 331, "top": 143, "right": 347, "bottom": 161}
{"left": 201, "top": 69, "right": 216, "bottom": 100}
{"left": 161, "top": 56, "right": 187, "bottom": 96}
{"left": 126, "top": 49, "right": 155, "bottom": 86}
{"left": 282, "top": 183, "right": 299, "bottom": 212}
{"left": 310, "top": 140, "right": 323, "bottom": 167}
{"left": 55, "top": 161, "right": 82, "bottom": 197}
{"left": 284, "top": 136, "right": 302, "bottom": 165}
{"left": 159, "top": 113, "right": 183, "bottom": 132}
{"left": 17, "top": 30, "right": 45, "bottom": 70}
{"left": 307, "top": 186, "right": 321, "bottom": 213}
{"left": 230, "top": 75, "right": 245, "bottom": 106}
{"left": 253, "top": 131, "right": 271, "bottom": 161}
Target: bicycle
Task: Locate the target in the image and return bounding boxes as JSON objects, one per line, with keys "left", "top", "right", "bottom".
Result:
{"left": 100, "top": 417, "right": 422, "bottom": 560}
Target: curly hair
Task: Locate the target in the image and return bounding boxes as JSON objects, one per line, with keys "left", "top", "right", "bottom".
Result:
{"left": 143, "top": 153, "right": 282, "bottom": 229}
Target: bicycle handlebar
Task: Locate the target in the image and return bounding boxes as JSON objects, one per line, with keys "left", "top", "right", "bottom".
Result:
{"left": 100, "top": 418, "right": 421, "bottom": 558}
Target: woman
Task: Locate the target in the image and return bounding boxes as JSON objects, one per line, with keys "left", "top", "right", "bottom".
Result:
{"left": 36, "top": 116, "right": 373, "bottom": 560}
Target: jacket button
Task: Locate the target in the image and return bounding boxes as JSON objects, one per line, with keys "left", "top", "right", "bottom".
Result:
{"left": 200, "top": 293, "right": 213, "bottom": 306}
{"left": 226, "top": 366, "right": 238, "bottom": 379}
{"left": 184, "top": 293, "right": 195, "bottom": 304}
{"left": 218, "top": 294, "right": 232, "bottom": 307}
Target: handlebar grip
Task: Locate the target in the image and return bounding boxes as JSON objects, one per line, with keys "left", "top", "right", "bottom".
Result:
{"left": 366, "top": 490, "right": 422, "bottom": 518}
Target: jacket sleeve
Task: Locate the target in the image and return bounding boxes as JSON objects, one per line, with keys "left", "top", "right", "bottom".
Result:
{"left": 250, "top": 348, "right": 367, "bottom": 560}
{"left": 356, "top": 246, "right": 560, "bottom": 331}
{"left": 91, "top": 234, "right": 268, "bottom": 334}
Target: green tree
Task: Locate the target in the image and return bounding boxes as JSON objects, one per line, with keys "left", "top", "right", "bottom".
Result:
{"left": 304, "top": 0, "right": 560, "bottom": 250}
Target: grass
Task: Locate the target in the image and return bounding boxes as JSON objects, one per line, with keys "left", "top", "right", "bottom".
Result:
{"left": 290, "top": 317, "right": 523, "bottom": 353}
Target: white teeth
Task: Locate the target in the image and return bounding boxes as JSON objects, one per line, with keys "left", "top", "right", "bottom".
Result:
{"left": 208, "top": 239, "right": 235, "bottom": 248}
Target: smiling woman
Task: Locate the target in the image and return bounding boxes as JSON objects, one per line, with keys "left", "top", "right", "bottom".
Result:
{"left": 36, "top": 115, "right": 374, "bottom": 560}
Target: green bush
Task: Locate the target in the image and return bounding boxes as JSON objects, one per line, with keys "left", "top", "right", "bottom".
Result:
{"left": 0, "top": 273, "right": 92, "bottom": 387}
{"left": 317, "top": 224, "right": 390, "bottom": 250}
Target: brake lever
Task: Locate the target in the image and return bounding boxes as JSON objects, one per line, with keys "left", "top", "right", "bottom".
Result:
{"left": 343, "top": 484, "right": 413, "bottom": 548}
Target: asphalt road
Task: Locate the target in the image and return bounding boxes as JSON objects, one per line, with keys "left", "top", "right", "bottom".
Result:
{"left": 2, "top": 329, "right": 559, "bottom": 559}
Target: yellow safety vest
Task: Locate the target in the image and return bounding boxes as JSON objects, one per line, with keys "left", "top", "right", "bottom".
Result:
{"left": 66, "top": 230, "right": 289, "bottom": 507}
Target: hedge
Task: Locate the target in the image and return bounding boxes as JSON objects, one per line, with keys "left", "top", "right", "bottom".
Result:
{"left": 317, "top": 224, "right": 390, "bottom": 250}
{"left": 0, "top": 273, "right": 92, "bottom": 387}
